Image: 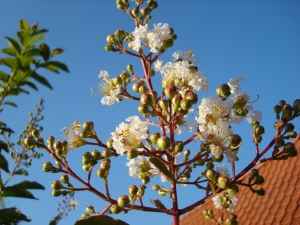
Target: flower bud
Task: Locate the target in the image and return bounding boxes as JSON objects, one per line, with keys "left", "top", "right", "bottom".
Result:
{"left": 142, "top": 176, "right": 150, "bottom": 184}
{"left": 139, "top": 85, "right": 148, "bottom": 94}
{"left": 120, "top": 71, "right": 130, "bottom": 81}
{"left": 256, "top": 188, "right": 265, "bottom": 196}
{"left": 159, "top": 99, "right": 168, "bottom": 110}
{"left": 113, "top": 76, "right": 123, "bottom": 86}
{"left": 51, "top": 180, "right": 63, "bottom": 190}
{"left": 152, "top": 184, "right": 160, "bottom": 191}
{"left": 140, "top": 93, "right": 153, "bottom": 106}
{"left": 218, "top": 176, "right": 230, "bottom": 189}
{"left": 216, "top": 84, "right": 231, "bottom": 100}
{"left": 105, "top": 44, "right": 115, "bottom": 51}
{"left": 293, "top": 99, "right": 300, "bottom": 111}
{"left": 115, "top": 29, "right": 125, "bottom": 40}
{"left": 83, "top": 121, "right": 94, "bottom": 132}
{"left": 149, "top": 1, "right": 158, "bottom": 9}
{"left": 111, "top": 204, "right": 122, "bottom": 214}
{"left": 43, "top": 161, "right": 54, "bottom": 172}
{"left": 230, "top": 134, "right": 242, "bottom": 149}
{"left": 86, "top": 205, "right": 96, "bottom": 214}
{"left": 227, "top": 184, "right": 239, "bottom": 195}
{"left": 171, "top": 94, "right": 182, "bottom": 111}
{"left": 118, "top": 195, "right": 130, "bottom": 208}
{"left": 140, "top": 7, "right": 149, "bottom": 17}
{"left": 127, "top": 64, "right": 133, "bottom": 72}
{"left": 180, "top": 98, "right": 192, "bottom": 111}
{"left": 81, "top": 213, "right": 90, "bottom": 220}
{"left": 254, "top": 175, "right": 264, "bottom": 185}
{"left": 206, "top": 169, "right": 219, "bottom": 181}
{"left": 82, "top": 164, "right": 90, "bottom": 172}
{"left": 274, "top": 104, "right": 282, "bottom": 114}
{"left": 233, "top": 94, "right": 249, "bottom": 108}
{"left": 158, "top": 189, "right": 166, "bottom": 197}
{"left": 212, "top": 154, "right": 224, "bottom": 162}
{"left": 82, "top": 152, "right": 93, "bottom": 165}
{"left": 235, "top": 107, "right": 248, "bottom": 117}
{"left": 100, "top": 159, "right": 111, "bottom": 170}
{"left": 127, "top": 148, "right": 138, "bottom": 159}
{"left": 285, "top": 123, "right": 294, "bottom": 132}
{"left": 52, "top": 189, "right": 62, "bottom": 197}
{"left": 150, "top": 132, "right": 161, "bottom": 144}
{"left": 31, "top": 129, "right": 40, "bottom": 138}
{"left": 218, "top": 217, "right": 224, "bottom": 224}
{"left": 106, "top": 34, "right": 118, "bottom": 44}
{"left": 289, "top": 131, "right": 297, "bottom": 138}
{"left": 91, "top": 150, "right": 101, "bottom": 160}
{"left": 174, "top": 141, "right": 184, "bottom": 153}
{"left": 206, "top": 162, "right": 214, "bottom": 170}
{"left": 185, "top": 91, "right": 198, "bottom": 104}
{"left": 157, "top": 136, "right": 171, "bottom": 150}
{"left": 24, "top": 137, "right": 36, "bottom": 148}
{"left": 164, "top": 84, "right": 177, "bottom": 99}
{"left": 102, "top": 149, "right": 113, "bottom": 158}
{"left": 106, "top": 138, "right": 113, "bottom": 149}
{"left": 132, "top": 82, "right": 141, "bottom": 92}
{"left": 252, "top": 121, "right": 260, "bottom": 130}
{"left": 149, "top": 90, "right": 157, "bottom": 102}
{"left": 60, "top": 174, "right": 69, "bottom": 184}
{"left": 251, "top": 169, "right": 259, "bottom": 177}
{"left": 97, "top": 168, "right": 108, "bottom": 178}
{"left": 131, "top": 8, "right": 139, "bottom": 18}
{"left": 255, "top": 126, "right": 265, "bottom": 135}
{"left": 150, "top": 69, "right": 155, "bottom": 77}
{"left": 128, "top": 185, "right": 138, "bottom": 196}
{"left": 47, "top": 136, "right": 55, "bottom": 146}
{"left": 283, "top": 142, "right": 295, "bottom": 154}
{"left": 170, "top": 34, "right": 177, "bottom": 40}
{"left": 138, "top": 104, "right": 150, "bottom": 114}
{"left": 161, "top": 39, "right": 173, "bottom": 49}
{"left": 279, "top": 100, "right": 286, "bottom": 107}
{"left": 184, "top": 149, "right": 190, "bottom": 158}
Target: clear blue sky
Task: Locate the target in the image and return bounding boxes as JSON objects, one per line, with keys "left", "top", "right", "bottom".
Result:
{"left": 0, "top": 1, "right": 299, "bottom": 225}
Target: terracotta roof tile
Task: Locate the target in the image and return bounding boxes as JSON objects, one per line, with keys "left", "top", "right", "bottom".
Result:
{"left": 178, "top": 135, "right": 300, "bottom": 225}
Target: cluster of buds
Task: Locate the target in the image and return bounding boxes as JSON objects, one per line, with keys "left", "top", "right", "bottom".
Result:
{"left": 251, "top": 122, "right": 265, "bottom": 143}
{"left": 97, "top": 158, "right": 111, "bottom": 179}
{"left": 82, "top": 150, "right": 101, "bottom": 171}
{"left": 111, "top": 195, "right": 130, "bottom": 214}
{"left": 249, "top": 169, "right": 265, "bottom": 196}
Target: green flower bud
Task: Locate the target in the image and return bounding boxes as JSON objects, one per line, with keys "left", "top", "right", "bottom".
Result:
{"left": 233, "top": 94, "right": 249, "bottom": 108}
{"left": 285, "top": 123, "right": 294, "bottom": 132}
{"left": 115, "top": 29, "right": 125, "bottom": 40}
{"left": 152, "top": 184, "right": 160, "bottom": 191}
{"left": 170, "top": 34, "right": 177, "bottom": 40}
{"left": 164, "top": 84, "right": 177, "bottom": 99}
{"left": 142, "top": 176, "right": 150, "bottom": 184}
{"left": 113, "top": 76, "right": 123, "bottom": 86}
{"left": 227, "top": 184, "right": 239, "bottom": 195}
{"left": 150, "top": 69, "right": 155, "bottom": 77}
{"left": 174, "top": 141, "right": 184, "bottom": 153}
{"left": 274, "top": 104, "right": 282, "bottom": 114}
{"left": 139, "top": 85, "right": 148, "bottom": 94}
{"left": 256, "top": 188, "right": 265, "bottom": 196}
{"left": 289, "top": 131, "right": 297, "bottom": 138}
{"left": 235, "top": 107, "right": 248, "bottom": 117}
{"left": 138, "top": 104, "right": 150, "bottom": 114}
{"left": 97, "top": 168, "right": 108, "bottom": 178}
{"left": 111, "top": 204, "right": 122, "bottom": 214}
{"left": 132, "top": 82, "right": 142, "bottom": 92}
{"left": 118, "top": 195, "right": 130, "bottom": 208}
{"left": 255, "top": 126, "right": 265, "bottom": 135}
{"left": 180, "top": 98, "right": 192, "bottom": 111}
{"left": 218, "top": 176, "right": 230, "bottom": 189}
{"left": 254, "top": 175, "right": 264, "bottom": 185}
{"left": 127, "top": 148, "right": 138, "bottom": 159}
{"left": 157, "top": 136, "right": 171, "bottom": 150}
{"left": 279, "top": 100, "right": 286, "bottom": 107}
{"left": 216, "top": 84, "right": 231, "bottom": 100}
{"left": 158, "top": 189, "right": 167, "bottom": 197}
{"left": 293, "top": 99, "right": 300, "bottom": 111}
{"left": 159, "top": 99, "right": 169, "bottom": 110}
{"left": 184, "top": 149, "right": 190, "bottom": 158}
{"left": 52, "top": 189, "right": 62, "bottom": 197}
{"left": 106, "top": 34, "right": 118, "bottom": 44}
{"left": 106, "top": 138, "right": 113, "bottom": 149}
{"left": 251, "top": 169, "right": 259, "bottom": 177}
{"left": 81, "top": 213, "right": 90, "bottom": 219}
{"left": 43, "top": 161, "right": 54, "bottom": 172}
{"left": 231, "top": 134, "right": 242, "bottom": 148}
{"left": 197, "top": 159, "right": 205, "bottom": 166}
{"left": 24, "top": 137, "right": 36, "bottom": 147}
{"left": 53, "top": 141, "right": 63, "bottom": 151}
{"left": 212, "top": 154, "right": 224, "bottom": 162}
{"left": 206, "top": 162, "right": 214, "bottom": 170}
{"left": 161, "top": 39, "right": 173, "bottom": 49}
{"left": 100, "top": 159, "right": 111, "bottom": 170}
{"left": 127, "top": 64, "right": 133, "bottom": 72}
{"left": 102, "top": 149, "right": 113, "bottom": 158}
{"left": 47, "top": 136, "right": 55, "bottom": 146}
{"left": 83, "top": 121, "right": 94, "bottom": 132}
{"left": 140, "top": 7, "right": 150, "bottom": 17}
{"left": 82, "top": 152, "right": 93, "bottom": 165}
{"left": 252, "top": 121, "right": 260, "bottom": 130}
{"left": 171, "top": 94, "right": 182, "bottom": 111}
{"left": 131, "top": 8, "right": 139, "bottom": 18}
{"left": 51, "top": 180, "right": 63, "bottom": 190}
{"left": 31, "top": 129, "right": 40, "bottom": 138}
{"left": 218, "top": 217, "right": 224, "bottom": 224}
{"left": 206, "top": 169, "right": 219, "bottom": 181}
{"left": 82, "top": 164, "right": 90, "bottom": 172}
{"left": 92, "top": 150, "right": 101, "bottom": 160}
{"left": 85, "top": 205, "right": 96, "bottom": 214}
{"left": 275, "top": 138, "right": 285, "bottom": 148}
{"left": 149, "top": 0, "right": 158, "bottom": 9}
{"left": 120, "top": 71, "right": 130, "bottom": 81}
{"left": 150, "top": 132, "right": 161, "bottom": 144}
{"left": 105, "top": 44, "right": 115, "bottom": 51}
{"left": 185, "top": 91, "right": 198, "bottom": 104}
{"left": 60, "top": 175, "right": 69, "bottom": 184}
{"left": 140, "top": 93, "right": 153, "bottom": 106}
{"left": 128, "top": 185, "right": 138, "bottom": 196}
{"left": 283, "top": 142, "right": 295, "bottom": 154}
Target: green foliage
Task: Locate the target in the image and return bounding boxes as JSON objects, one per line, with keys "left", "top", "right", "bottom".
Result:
{"left": 74, "top": 215, "right": 129, "bottom": 225}
{"left": 0, "top": 207, "right": 31, "bottom": 224}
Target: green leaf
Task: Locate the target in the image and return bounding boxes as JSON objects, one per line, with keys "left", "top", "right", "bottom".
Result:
{"left": 39, "top": 43, "right": 50, "bottom": 61}
{"left": 22, "top": 48, "right": 40, "bottom": 57}
{"left": 7, "top": 87, "right": 30, "bottom": 96}
{"left": 16, "top": 55, "right": 32, "bottom": 69}
{"left": 0, "top": 47, "right": 16, "bottom": 56}
{"left": 3, "top": 101, "right": 17, "bottom": 107}
{"left": 46, "top": 61, "right": 69, "bottom": 73}
{"left": 20, "top": 19, "right": 30, "bottom": 31}
{"left": 51, "top": 48, "right": 64, "bottom": 57}
{"left": 31, "top": 29, "right": 48, "bottom": 37}
{"left": 20, "top": 81, "right": 38, "bottom": 91}
{"left": 5, "top": 37, "right": 21, "bottom": 54}
{"left": 150, "top": 199, "right": 167, "bottom": 209}
{"left": 0, "top": 57, "right": 18, "bottom": 69}
{"left": 6, "top": 180, "right": 45, "bottom": 190}
{"left": 0, "top": 140, "right": 9, "bottom": 153}
{"left": 74, "top": 215, "right": 129, "bottom": 225}
{"left": 0, "top": 154, "right": 10, "bottom": 173}
{"left": 31, "top": 72, "right": 53, "bottom": 89}
{"left": 2, "top": 188, "right": 37, "bottom": 199}
{"left": 0, "top": 71, "right": 9, "bottom": 82}
{"left": 17, "top": 30, "right": 31, "bottom": 46}
{"left": 0, "top": 207, "right": 31, "bottom": 224}
{"left": 13, "top": 169, "right": 29, "bottom": 176}
{"left": 29, "top": 35, "right": 47, "bottom": 46}
{"left": 149, "top": 157, "right": 173, "bottom": 182}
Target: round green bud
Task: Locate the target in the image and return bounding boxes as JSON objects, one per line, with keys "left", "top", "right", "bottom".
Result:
{"left": 140, "top": 7, "right": 150, "bottom": 17}
{"left": 158, "top": 189, "right": 167, "bottom": 197}
{"left": 197, "top": 159, "right": 205, "bottom": 166}
{"left": 206, "top": 162, "right": 214, "bottom": 170}
{"left": 184, "top": 149, "right": 190, "bottom": 157}
{"left": 113, "top": 76, "right": 123, "bottom": 86}
{"left": 142, "top": 176, "right": 150, "bottom": 185}
{"left": 81, "top": 213, "right": 90, "bottom": 220}
{"left": 172, "top": 94, "right": 182, "bottom": 111}
{"left": 138, "top": 104, "right": 150, "bottom": 114}
{"left": 140, "top": 93, "right": 153, "bottom": 106}
{"left": 115, "top": 29, "right": 125, "bottom": 40}
{"left": 174, "top": 141, "right": 184, "bottom": 153}
{"left": 53, "top": 141, "right": 63, "bottom": 151}
{"left": 105, "top": 44, "right": 115, "bottom": 51}
{"left": 100, "top": 159, "right": 111, "bottom": 170}
{"left": 97, "top": 168, "right": 108, "bottom": 178}
{"left": 157, "top": 136, "right": 171, "bottom": 150}
{"left": 206, "top": 169, "right": 219, "bottom": 181}
{"left": 251, "top": 169, "right": 259, "bottom": 177}
{"left": 24, "top": 137, "right": 36, "bottom": 147}
{"left": 275, "top": 138, "right": 285, "bottom": 148}
{"left": 52, "top": 189, "right": 62, "bottom": 197}
{"left": 164, "top": 84, "right": 177, "bottom": 99}
{"left": 216, "top": 84, "right": 231, "bottom": 100}
{"left": 106, "top": 138, "right": 113, "bottom": 149}
{"left": 152, "top": 184, "right": 160, "bottom": 191}
{"left": 118, "top": 195, "right": 130, "bottom": 208}
{"left": 47, "top": 136, "right": 55, "bottom": 146}
{"left": 128, "top": 185, "right": 138, "bottom": 196}
{"left": 289, "top": 131, "right": 297, "bottom": 138}
{"left": 185, "top": 91, "right": 198, "bottom": 104}
{"left": 102, "top": 149, "right": 113, "bottom": 158}
{"left": 111, "top": 204, "right": 122, "bottom": 214}
{"left": 161, "top": 39, "right": 173, "bottom": 49}
{"left": 227, "top": 184, "right": 239, "bottom": 195}
{"left": 91, "top": 150, "right": 101, "bottom": 160}
{"left": 285, "top": 123, "right": 294, "bottom": 132}
{"left": 106, "top": 34, "right": 118, "bottom": 44}
{"left": 131, "top": 8, "right": 139, "bottom": 18}
{"left": 82, "top": 164, "right": 90, "bottom": 172}
{"left": 86, "top": 205, "right": 96, "bottom": 214}
{"left": 150, "top": 69, "right": 155, "bottom": 77}
{"left": 31, "top": 129, "right": 40, "bottom": 138}
{"left": 218, "top": 176, "right": 230, "bottom": 189}
{"left": 231, "top": 134, "right": 242, "bottom": 148}
{"left": 132, "top": 82, "right": 141, "bottom": 93}
{"left": 274, "top": 104, "right": 282, "bottom": 114}
{"left": 51, "top": 180, "right": 63, "bottom": 190}
{"left": 233, "top": 94, "right": 249, "bottom": 108}
{"left": 252, "top": 121, "right": 260, "bottom": 130}
{"left": 293, "top": 99, "right": 300, "bottom": 110}
{"left": 127, "top": 148, "right": 138, "bottom": 159}
{"left": 254, "top": 175, "right": 264, "bottom": 185}
{"left": 235, "top": 107, "right": 248, "bottom": 117}
{"left": 256, "top": 188, "right": 265, "bottom": 196}
{"left": 150, "top": 132, "right": 161, "bottom": 144}
{"left": 120, "top": 71, "right": 130, "bottom": 81}
{"left": 256, "top": 126, "right": 265, "bottom": 135}
{"left": 279, "top": 100, "right": 286, "bottom": 107}
{"left": 139, "top": 85, "right": 148, "bottom": 94}
{"left": 149, "top": 0, "right": 158, "bottom": 9}
{"left": 159, "top": 99, "right": 169, "bottom": 110}
{"left": 283, "top": 142, "right": 296, "bottom": 154}
{"left": 127, "top": 64, "right": 133, "bottom": 72}
{"left": 43, "top": 161, "right": 54, "bottom": 172}
{"left": 60, "top": 174, "right": 69, "bottom": 184}
{"left": 170, "top": 34, "right": 177, "bottom": 40}
{"left": 212, "top": 154, "right": 224, "bottom": 162}
{"left": 83, "top": 121, "right": 94, "bottom": 132}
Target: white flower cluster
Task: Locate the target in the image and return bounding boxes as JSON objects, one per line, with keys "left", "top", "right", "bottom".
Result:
{"left": 131, "top": 23, "right": 171, "bottom": 53}
{"left": 111, "top": 116, "right": 148, "bottom": 155}
{"left": 93, "top": 70, "right": 122, "bottom": 106}
{"left": 212, "top": 194, "right": 238, "bottom": 212}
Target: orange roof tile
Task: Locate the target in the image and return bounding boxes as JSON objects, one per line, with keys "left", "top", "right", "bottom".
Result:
{"left": 179, "top": 135, "right": 300, "bottom": 225}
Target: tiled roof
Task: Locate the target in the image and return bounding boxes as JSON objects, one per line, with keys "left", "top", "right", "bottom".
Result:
{"left": 179, "top": 135, "right": 300, "bottom": 225}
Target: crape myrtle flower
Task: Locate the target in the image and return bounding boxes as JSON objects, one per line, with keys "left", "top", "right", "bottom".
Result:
{"left": 60, "top": 121, "right": 86, "bottom": 151}
{"left": 212, "top": 194, "right": 238, "bottom": 212}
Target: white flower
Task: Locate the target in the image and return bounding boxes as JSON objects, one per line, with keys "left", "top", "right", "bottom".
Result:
{"left": 111, "top": 116, "right": 148, "bottom": 155}
{"left": 212, "top": 194, "right": 238, "bottom": 212}
{"left": 216, "top": 165, "right": 230, "bottom": 178}
{"left": 225, "top": 149, "right": 239, "bottom": 162}
{"left": 126, "top": 155, "right": 145, "bottom": 178}
{"left": 154, "top": 60, "right": 163, "bottom": 72}
{"left": 228, "top": 76, "right": 244, "bottom": 94}
{"left": 60, "top": 121, "right": 86, "bottom": 151}
{"left": 70, "top": 198, "right": 79, "bottom": 210}
{"left": 172, "top": 49, "right": 196, "bottom": 62}
{"left": 246, "top": 110, "right": 262, "bottom": 124}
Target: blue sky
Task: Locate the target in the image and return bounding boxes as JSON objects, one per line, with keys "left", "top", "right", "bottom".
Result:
{"left": 0, "top": 1, "right": 299, "bottom": 225}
